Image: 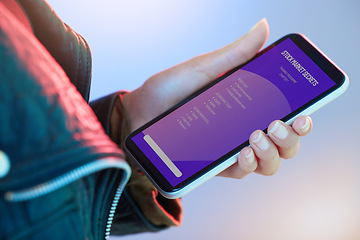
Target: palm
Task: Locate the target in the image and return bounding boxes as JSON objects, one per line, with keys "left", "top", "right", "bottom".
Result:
{"left": 121, "top": 19, "right": 312, "bottom": 180}
{"left": 124, "top": 20, "right": 269, "bottom": 131}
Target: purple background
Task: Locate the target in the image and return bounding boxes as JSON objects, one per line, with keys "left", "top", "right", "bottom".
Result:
{"left": 48, "top": 1, "right": 358, "bottom": 239}
{"left": 132, "top": 39, "right": 335, "bottom": 187}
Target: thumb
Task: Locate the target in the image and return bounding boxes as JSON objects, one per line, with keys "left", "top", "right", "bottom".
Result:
{"left": 192, "top": 17, "right": 270, "bottom": 80}
{"left": 149, "top": 18, "right": 270, "bottom": 99}
{"left": 130, "top": 18, "right": 269, "bottom": 124}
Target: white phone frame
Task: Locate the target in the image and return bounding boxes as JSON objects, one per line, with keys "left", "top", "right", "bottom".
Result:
{"left": 125, "top": 34, "right": 349, "bottom": 199}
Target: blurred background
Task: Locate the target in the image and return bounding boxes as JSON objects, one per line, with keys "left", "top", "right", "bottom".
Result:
{"left": 47, "top": 0, "right": 359, "bottom": 239}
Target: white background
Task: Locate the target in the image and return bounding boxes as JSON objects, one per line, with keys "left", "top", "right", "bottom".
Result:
{"left": 47, "top": 1, "right": 360, "bottom": 239}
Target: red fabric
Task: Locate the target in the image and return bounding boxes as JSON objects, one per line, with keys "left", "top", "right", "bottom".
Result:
{"left": 0, "top": 0, "right": 125, "bottom": 191}
{"left": 1, "top": 0, "right": 32, "bottom": 33}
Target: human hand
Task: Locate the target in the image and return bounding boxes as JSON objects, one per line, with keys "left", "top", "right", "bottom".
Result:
{"left": 121, "top": 18, "right": 313, "bottom": 179}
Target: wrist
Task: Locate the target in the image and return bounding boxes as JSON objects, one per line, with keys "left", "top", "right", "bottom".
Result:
{"left": 110, "top": 92, "right": 131, "bottom": 148}
{"left": 121, "top": 88, "right": 146, "bottom": 132}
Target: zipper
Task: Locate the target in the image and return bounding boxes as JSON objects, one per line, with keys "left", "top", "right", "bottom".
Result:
{"left": 5, "top": 158, "right": 131, "bottom": 239}
{"left": 104, "top": 179, "right": 127, "bottom": 239}
{"left": 5, "top": 158, "right": 131, "bottom": 202}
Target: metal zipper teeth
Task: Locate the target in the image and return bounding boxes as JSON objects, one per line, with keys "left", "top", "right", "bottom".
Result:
{"left": 104, "top": 179, "right": 127, "bottom": 239}
{"left": 5, "top": 158, "right": 131, "bottom": 202}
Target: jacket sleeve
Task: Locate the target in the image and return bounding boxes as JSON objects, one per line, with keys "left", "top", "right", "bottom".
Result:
{"left": 0, "top": 2, "right": 131, "bottom": 239}
{"left": 18, "top": 0, "right": 183, "bottom": 234}
{"left": 18, "top": 0, "right": 92, "bottom": 102}
{"left": 90, "top": 92, "right": 183, "bottom": 235}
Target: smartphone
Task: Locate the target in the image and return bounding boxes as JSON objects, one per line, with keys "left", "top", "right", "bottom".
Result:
{"left": 124, "top": 33, "right": 349, "bottom": 199}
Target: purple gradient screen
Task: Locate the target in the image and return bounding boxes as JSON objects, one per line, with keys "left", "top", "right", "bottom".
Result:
{"left": 132, "top": 39, "right": 335, "bottom": 187}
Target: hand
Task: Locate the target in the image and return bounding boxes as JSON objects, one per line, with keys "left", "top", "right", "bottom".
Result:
{"left": 217, "top": 116, "right": 312, "bottom": 178}
{"left": 121, "top": 18, "right": 313, "bottom": 179}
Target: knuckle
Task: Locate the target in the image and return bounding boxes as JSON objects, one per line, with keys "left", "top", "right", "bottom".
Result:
{"left": 229, "top": 170, "right": 247, "bottom": 179}
{"left": 257, "top": 160, "right": 281, "bottom": 176}
{"left": 234, "top": 174, "right": 246, "bottom": 180}
{"left": 262, "top": 169, "right": 278, "bottom": 176}
{"left": 232, "top": 168, "right": 249, "bottom": 179}
{"left": 279, "top": 143, "right": 300, "bottom": 159}
{"left": 281, "top": 152, "right": 296, "bottom": 159}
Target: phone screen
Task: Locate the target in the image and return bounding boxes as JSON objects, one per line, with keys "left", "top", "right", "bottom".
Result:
{"left": 129, "top": 37, "right": 338, "bottom": 189}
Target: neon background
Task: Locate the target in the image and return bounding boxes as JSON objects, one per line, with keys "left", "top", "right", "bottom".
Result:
{"left": 47, "top": 0, "right": 359, "bottom": 239}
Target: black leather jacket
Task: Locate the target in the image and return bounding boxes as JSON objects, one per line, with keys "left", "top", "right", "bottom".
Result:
{"left": 0, "top": 0, "right": 180, "bottom": 239}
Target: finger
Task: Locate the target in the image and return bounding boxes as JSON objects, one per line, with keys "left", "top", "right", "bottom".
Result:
{"left": 250, "top": 130, "right": 281, "bottom": 176}
{"left": 189, "top": 17, "right": 270, "bottom": 80}
{"left": 291, "top": 115, "right": 313, "bottom": 137}
{"left": 268, "top": 120, "right": 300, "bottom": 159}
{"left": 146, "top": 18, "right": 269, "bottom": 102}
{"left": 217, "top": 147, "right": 257, "bottom": 179}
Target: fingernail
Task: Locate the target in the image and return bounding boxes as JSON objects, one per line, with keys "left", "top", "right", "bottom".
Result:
{"left": 300, "top": 117, "right": 310, "bottom": 133}
{"left": 244, "top": 148, "right": 255, "bottom": 165}
{"left": 269, "top": 121, "right": 288, "bottom": 139}
{"left": 253, "top": 131, "right": 269, "bottom": 150}
{"left": 249, "top": 18, "right": 267, "bottom": 33}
